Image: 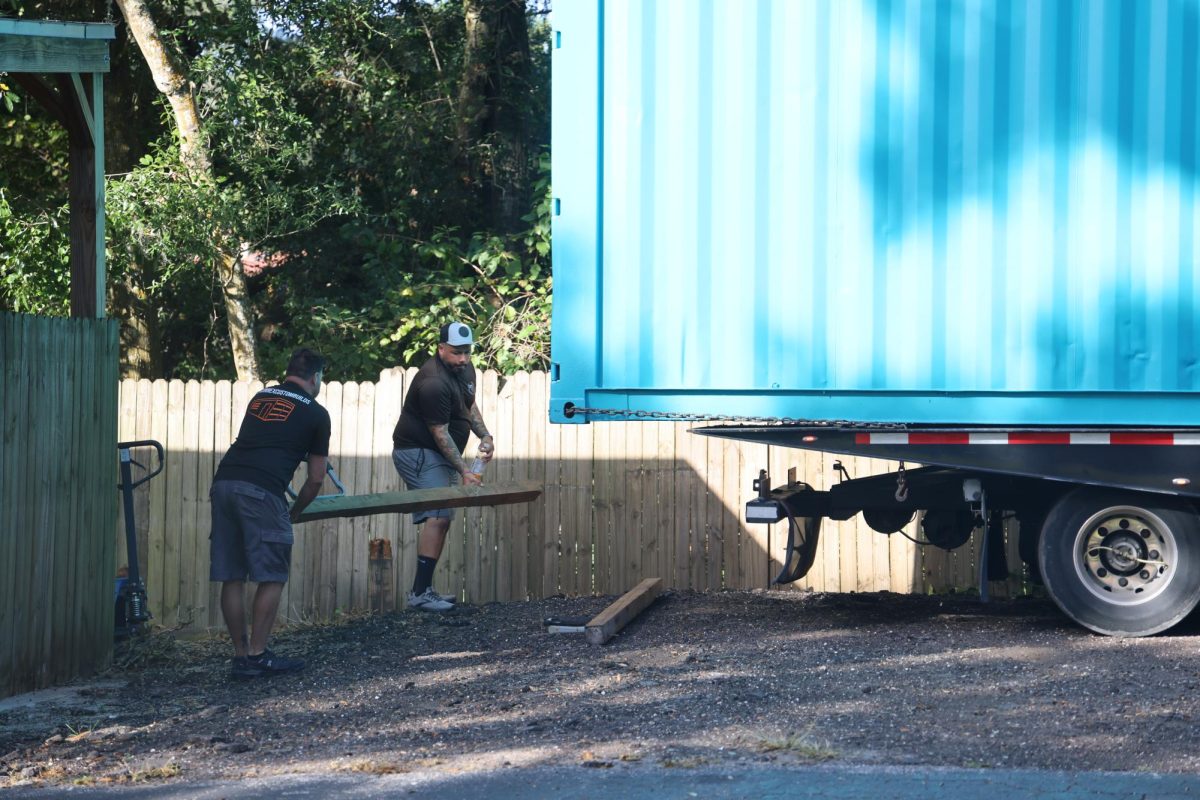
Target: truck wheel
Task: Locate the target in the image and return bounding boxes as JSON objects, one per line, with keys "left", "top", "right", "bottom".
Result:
{"left": 1038, "top": 488, "right": 1200, "bottom": 636}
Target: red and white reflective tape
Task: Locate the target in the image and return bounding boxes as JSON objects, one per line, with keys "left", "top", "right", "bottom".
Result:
{"left": 854, "top": 432, "right": 1200, "bottom": 446}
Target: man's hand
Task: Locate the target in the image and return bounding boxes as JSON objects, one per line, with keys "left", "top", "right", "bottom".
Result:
{"left": 462, "top": 471, "right": 483, "bottom": 487}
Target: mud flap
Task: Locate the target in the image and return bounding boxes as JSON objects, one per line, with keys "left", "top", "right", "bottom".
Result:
{"left": 774, "top": 511, "right": 822, "bottom": 585}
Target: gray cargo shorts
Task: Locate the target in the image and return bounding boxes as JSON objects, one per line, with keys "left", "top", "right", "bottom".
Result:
{"left": 209, "top": 480, "right": 293, "bottom": 583}
{"left": 392, "top": 447, "right": 460, "bottom": 524}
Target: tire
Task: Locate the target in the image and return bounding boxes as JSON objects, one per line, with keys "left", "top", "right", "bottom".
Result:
{"left": 1038, "top": 488, "right": 1200, "bottom": 637}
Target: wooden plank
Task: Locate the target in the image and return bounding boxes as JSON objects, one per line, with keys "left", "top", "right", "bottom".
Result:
{"left": 161, "top": 379, "right": 185, "bottom": 629}
{"left": 43, "top": 319, "right": 68, "bottom": 684}
{"left": 672, "top": 422, "right": 691, "bottom": 592}
{"left": 3, "top": 315, "right": 30, "bottom": 690}
{"left": 705, "top": 424, "right": 725, "bottom": 591}
{"left": 688, "top": 428, "right": 709, "bottom": 591}
{"left": 719, "top": 437, "right": 742, "bottom": 590}
{"left": 593, "top": 418, "right": 616, "bottom": 594}
{"left": 651, "top": 423, "right": 674, "bottom": 592}
{"left": 178, "top": 381, "right": 200, "bottom": 627}
{"left": 508, "top": 372, "right": 531, "bottom": 600}
{"left": 564, "top": 417, "right": 594, "bottom": 596}
{"left": 66, "top": 320, "right": 90, "bottom": 679}
{"left": 296, "top": 482, "right": 544, "bottom": 522}
{"left": 540, "top": 377, "right": 562, "bottom": 597}
{"left": 146, "top": 380, "right": 168, "bottom": 623}
{"left": 622, "top": 420, "right": 644, "bottom": 590}
{"left": 611, "top": 420, "right": 631, "bottom": 594}
{"left": 64, "top": 321, "right": 84, "bottom": 679}
{"left": 8, "top": 315, "right": 34, "bottom": 691}
{"left": 91, "top": 322, "right": 120, "bottom": 671}
{"left": 0, "top": 315, "right": 16, "bottom": 695}
{"left": 584, "top": 577, "right": 663, "bottom": 645}
{"left": 852, "top": 455, "right": 875, "bottom": 592}
{"left": 525, "top": 371, "right": 548, "bottom": 599}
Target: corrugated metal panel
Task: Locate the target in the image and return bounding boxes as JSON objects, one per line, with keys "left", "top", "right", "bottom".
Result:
{"left": 551, "top": 0, "right": 1200, "bottom": 425}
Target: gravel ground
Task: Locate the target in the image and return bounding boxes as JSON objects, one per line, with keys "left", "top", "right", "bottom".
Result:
{"left": 4, "top": 588, "right": 1200, "bottom": 791}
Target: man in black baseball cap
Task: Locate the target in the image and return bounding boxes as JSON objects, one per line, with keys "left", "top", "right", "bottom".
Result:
{"left": 390, "top": 322, "right": 496, "bottom": 610}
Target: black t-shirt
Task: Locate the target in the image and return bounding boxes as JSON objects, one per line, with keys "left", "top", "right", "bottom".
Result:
{"left": 213, "top": 382, "right": 332, "bottom": 498}
{"left": 392, "top": 355, "right": 477, "bottom": 454}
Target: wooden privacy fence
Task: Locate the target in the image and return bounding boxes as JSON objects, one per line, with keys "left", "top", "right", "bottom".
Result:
{"left": 2, "top": 312, "right": 119, "bottom": 699}
{"left": 116, "top": 369, "right": 1030, "bottom": 634}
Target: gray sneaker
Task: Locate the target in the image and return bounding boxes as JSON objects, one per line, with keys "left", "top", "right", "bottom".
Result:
{"left": 407, "top": 587, "right": 455, "bottom": 612}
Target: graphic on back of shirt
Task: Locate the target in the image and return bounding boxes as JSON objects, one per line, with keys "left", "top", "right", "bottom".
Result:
{"left": 214, "top": 384, "right": 332, "bottom": 497}
{"left": 249, "top": 396, "right": 297, "bottom": 422}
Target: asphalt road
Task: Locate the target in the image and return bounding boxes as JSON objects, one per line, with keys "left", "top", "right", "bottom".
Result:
{"left": 8, "top": 763, "right": 1200, "bottom": 799}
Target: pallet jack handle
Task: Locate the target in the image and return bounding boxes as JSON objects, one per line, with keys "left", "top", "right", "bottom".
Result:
{"left": 117, "top": 440, "right": 165, "bottom": 491}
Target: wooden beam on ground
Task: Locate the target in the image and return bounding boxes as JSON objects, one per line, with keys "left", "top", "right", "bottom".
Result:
{"left": 585, "top": 577, "right": 663, "bottom": 645}
{"left": 295, "top": 481, "right": 543, "bottom": 523}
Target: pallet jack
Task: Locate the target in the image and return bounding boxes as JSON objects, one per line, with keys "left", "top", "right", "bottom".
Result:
{"left": 115, "top": 440, "right": 163, "bottom": 639}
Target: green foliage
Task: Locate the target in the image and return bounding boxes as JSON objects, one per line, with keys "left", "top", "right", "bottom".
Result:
{"left": 0, "top": 190, "right": 70, "bottom": 314}
{"left": 0, "top": 0, "right": 553, "bottom": 381}
{"left": 0, "top": 76, "right": 20, "bottom": 114}
{"left": 270, "top": 153, "right": 552, "bottom": 379}
{"left": 401, "top": 154, "right": 553, "bottom": 374}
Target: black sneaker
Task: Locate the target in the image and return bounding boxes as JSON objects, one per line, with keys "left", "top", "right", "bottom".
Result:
{"left": 230, "top": 655, "right": 262, "bottom": 680}
{"left": 232, "top": 649, "right": 305, "bottom": 679}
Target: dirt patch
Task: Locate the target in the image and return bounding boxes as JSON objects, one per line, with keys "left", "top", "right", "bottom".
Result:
{"left": 4, "top": 588, "right": 1200, "bottom": 789}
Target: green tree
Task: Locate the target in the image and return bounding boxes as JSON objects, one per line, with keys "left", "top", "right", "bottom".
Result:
{"left": 2, "top": 0, "right": 553, "bottom": 381}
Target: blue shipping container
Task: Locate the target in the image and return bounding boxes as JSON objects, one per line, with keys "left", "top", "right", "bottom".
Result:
{"left": 550, "top": 0, "right": 1200, "bottom": 426}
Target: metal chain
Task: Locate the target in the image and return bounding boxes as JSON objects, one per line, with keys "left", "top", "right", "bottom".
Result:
{"left": 566, "top": 406, "right": 908, "bottom": 430}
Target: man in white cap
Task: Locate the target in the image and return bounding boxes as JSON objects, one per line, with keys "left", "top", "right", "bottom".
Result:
{"left": 391, "top": 321, "right": 496, "bottom": 610}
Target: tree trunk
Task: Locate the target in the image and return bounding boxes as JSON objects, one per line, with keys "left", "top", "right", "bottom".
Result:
{"left": 112, "top": 269, "right": 160, "bottom": 379}
{"left": 115, "top": 0, "right": 260, "bottom": 380}
{"left": 456, "top": 0, "right": 532, "bottom": 233}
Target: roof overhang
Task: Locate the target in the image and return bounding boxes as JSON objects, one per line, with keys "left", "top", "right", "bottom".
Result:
{"left": 0, "top": 19, "right": 115, "bottom": 73}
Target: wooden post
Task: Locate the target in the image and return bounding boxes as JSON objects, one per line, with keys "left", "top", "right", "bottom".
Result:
{"left": 368, "top": 539, "right": 393, "bottom": 615}
{"left": 585, "top": 577, "right": 663, "bottom": 645}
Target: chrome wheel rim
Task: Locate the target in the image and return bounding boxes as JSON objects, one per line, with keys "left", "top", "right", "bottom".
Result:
{"left": 1071, "top": 505, "right": 1176, "bottom": 606}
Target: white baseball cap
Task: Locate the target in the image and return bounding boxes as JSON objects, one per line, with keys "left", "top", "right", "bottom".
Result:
{"left": 438, "top": 321, "right": 474, "bottom": 347}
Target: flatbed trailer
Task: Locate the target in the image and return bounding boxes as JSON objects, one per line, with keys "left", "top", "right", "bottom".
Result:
{"left": 698, "top": 424, "right": 1200, "bottom": 637}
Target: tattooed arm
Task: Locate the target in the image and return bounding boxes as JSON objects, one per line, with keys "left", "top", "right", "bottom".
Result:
{"left": 427, "top": 423, "right": 472, "bottom": 478}
{"left": 467, "top": 403, "right": 495, "bottom": 461}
